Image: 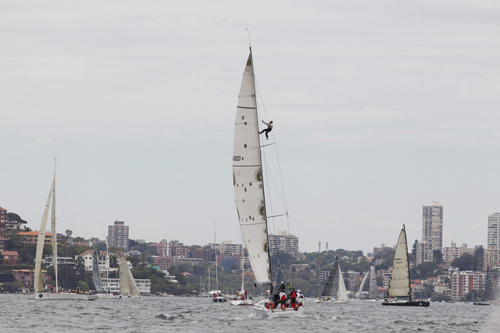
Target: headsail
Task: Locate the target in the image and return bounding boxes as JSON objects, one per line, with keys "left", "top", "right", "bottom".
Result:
{"left": 369, "top": 266, "right": 378, "bottom": 299}
{"left": 387, "top": 225, "right": 411, "bottom": 299}
{"left": 92, "top": 251, "right": 102, "bottom": 292}
{"left": 34, "top": 180, "right": 54, "bottom": 292}
{"left": 119, "top": 254, "right": 140, "bottom": 296}
{"left": 233, "top": 49, "right": 272, "bottom": 286}
{"left": 337, "top": 263, "right": 349, "bottom": 302}
{"left": 357, "top": 272, "right": 369, "bottom": 298}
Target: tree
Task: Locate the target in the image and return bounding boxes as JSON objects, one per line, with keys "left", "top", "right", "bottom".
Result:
{"left": 433, "top": 250, "right": 443, "bottom": 265}
{"left": 2, "top": 282, "right": 23, "bottom": 293}
{"left": 452, "top": 253, "right": 475, "bottom": 271}
{"left": 65, "top": 229, "right": 73, "bottom": 237}
{"left": 77, "top": 281, "right": 89, "bottom": 291}
{"left": 6, "top": 212, "right": 28, "bottom": 224}
{"left": 417, "top": 262, "right": 439, "bottom": 279}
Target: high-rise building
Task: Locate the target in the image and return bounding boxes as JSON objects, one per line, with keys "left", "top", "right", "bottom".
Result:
{"left": 0, "top": 207, "right": 7, "bottom": 236}
{"left": 422, "top": 202, "right": 444, "bottom": 252}
{"left": 416, "top": 241, "right": 433, "bottom": 265}
{"left": 108, "top": 220, "right": 129, "bottom": 250}
{"left": 269, "top": 230, "right": 301, "bottom": 259}
{"left": 487, "top": 213, "right": 500, "bottom": 250}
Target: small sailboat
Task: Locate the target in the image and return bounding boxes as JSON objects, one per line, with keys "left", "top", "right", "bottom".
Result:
{"left": 34, "top": 163, "right": 97, "bottom": 300}
{"left": 233, "top": 46, "right": 304, "bottom": 318}
{"left": 230, "top": 259, "right": 253, "bottom": 306}
{"left": 382, "top": 225, "right": 429, "bottom": 307}
{"left": 211, "top": 225, "right": 227, "bottom": 303}
{"left": 118, "top": 253, "right": 141, "bottom": 297}
{"left": 315, "top": 255, "right": 349, "bottom": 303}
{"left": 356, "top": 271, "right": 369, "bottom": 299}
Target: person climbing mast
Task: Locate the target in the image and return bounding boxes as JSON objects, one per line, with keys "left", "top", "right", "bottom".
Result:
{"left": 259, "top": 120, "right": 273, "bottom": 140}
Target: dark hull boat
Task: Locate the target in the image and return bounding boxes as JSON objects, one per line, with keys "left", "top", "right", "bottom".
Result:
{"left": 382, "top": 300, "right": 430, "bottom": 307}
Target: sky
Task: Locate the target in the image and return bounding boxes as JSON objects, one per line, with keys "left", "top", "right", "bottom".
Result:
{"left": 1, "top": 1, "right": 500, "bottom": 255}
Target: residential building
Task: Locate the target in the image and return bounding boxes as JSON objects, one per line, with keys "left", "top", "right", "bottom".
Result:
{"left": 451, "top": 270, "right": 486, "bottom": 300}
{"left": 416, "top": 241, "right": 433, "bottom": 265}
{"left": 422, "top": 202, "right": 444, "bottom": 252}
{"left": 191, "top": 248, "right": 213, "bottom": 261}
{"left": 108, "top": 220, "right": 129, "bottom": 250}
{"left": 484, "top": 247, "right": 500, "bottom": 271}
{"left": 0, "top": 235, "right": 7, "bottom": 251}
{"left": 0, "top": 207, "right": 6, "bottom": 236}
{"left": 12, "top": 269, "right": 49, "bottom": 289}
{"left": 156, "top": 256, "right": 177, "bottom": 271}
{"left": 211, "top": 240, "right": 244, "bottom": 256}
{"left": 443, "top": 242, "right": 475, "bottom": 262}
{"left": 169, "top": 243, "right": 189, "bottom": 257}
{"left": 44, "top": 256, "right": 77, "bottom": 269}
{"left": 269, "top": 230, "right": 302, "bottom": 259}
{"left": 1, "top": 251, "right": 21, "bottom": 265}
{"left": 17, "top": 231, "right": 53, "bottom": 244}
{"left": 101, "top": 277, "right": 151, "bottom": 295}
{"left": 487, "top": 213, "right": 500, "bottom": 249}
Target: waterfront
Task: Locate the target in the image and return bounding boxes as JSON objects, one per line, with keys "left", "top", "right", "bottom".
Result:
{"left": 1, "top": 295, "right": 499, "bottom": 332}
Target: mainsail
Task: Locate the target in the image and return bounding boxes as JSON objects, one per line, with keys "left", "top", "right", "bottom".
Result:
{"left": 322, "top": 256, "right": 340, "bottom": 297}
{"left": 233, "top": 49, "right": 272, "bottom": 286}
{"left": 322, "top": 255, "right": 348, "bottom": 301}
{"left": 369, "top": 266, "right": 378, "bottom": 299}
{"left": 34, "top": 181, "right": 54, "bottom": 292}
{"left": 387, "top": 225, "right": 411, "bottom": 299}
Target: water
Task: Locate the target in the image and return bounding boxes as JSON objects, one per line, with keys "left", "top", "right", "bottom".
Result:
{"left": 1, "top": 295, "right": 499, "bottom": 332}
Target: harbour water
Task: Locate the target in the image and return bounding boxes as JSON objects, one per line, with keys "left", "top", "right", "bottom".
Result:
{"left": 1, "top": 295, "right": 499, "bottom": 332}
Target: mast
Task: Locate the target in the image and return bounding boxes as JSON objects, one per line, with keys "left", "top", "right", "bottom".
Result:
{"left": 214, "top": 223, "right": 218, "bottom": 292}
{"left": 51, "top": 159, "right": 58, "bottom": 292}
{"left": 106, "top": 237, "right": 110, "bottom": 292}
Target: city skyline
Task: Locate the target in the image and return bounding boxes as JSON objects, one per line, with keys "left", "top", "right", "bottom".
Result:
{"left": 1, "top": 1, "right": 500, "bottom": 255}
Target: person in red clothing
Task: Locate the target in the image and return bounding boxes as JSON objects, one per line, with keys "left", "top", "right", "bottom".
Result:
{"left": 279, "top": 290, "right": 287, "bottom": 310}
{"left": 290, "top": 288, "right": 297, "bottom": 307}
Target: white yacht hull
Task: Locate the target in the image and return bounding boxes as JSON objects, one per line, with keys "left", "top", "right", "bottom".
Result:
{"left": 35, "top": 293, "right": 97, "bottom": 301}
{"left": 252, "top": 300, "right": 304, "bottom": 318}
{"left": 230, "top": 299, "right": 253, "bottom": 306}
{"left": 314, "top": 299, "right": 348, "bottom": 304}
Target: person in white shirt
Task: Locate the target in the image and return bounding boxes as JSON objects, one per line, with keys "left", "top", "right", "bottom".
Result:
{"left": 259, "top": 120, "right": 273, "bottom": 140}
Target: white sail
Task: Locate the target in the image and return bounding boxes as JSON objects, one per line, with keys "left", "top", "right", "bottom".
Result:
{"left": 387, "top": 225, "right": 411, "bottom": 298}
{"left": 34, "top": 181, "right": 54, "bottom": 292}
{"left": 233, "top": 49, "right": 271, "bottom": 286}
{"left": 369, "top": 266, "right": 378, "bottom": 299}
{"left": 119, "top": 254, "right": 140, "bottom": 296}
{"left": 337, "top": 264, "right": 349, "bottom": 302}
{"left": 119, "top": 255, "right": 132, "bottom": 295}
{"left": 357, "top": 272, "right": 369, "bottom": 298}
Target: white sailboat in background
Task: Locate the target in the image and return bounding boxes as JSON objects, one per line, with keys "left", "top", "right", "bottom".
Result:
{"left": 315, "top": 255, "right": 349, "bottom": 303}
{"left": 34, "top": 163, "right": 96, "bottom": 300}
{"left": 356, "top": 271, "right": 369, "bottom": 299}
{"left": 118, "top": 253, "right": 141, "bottom": 297}
{"left": 368, "top": 266, "right": 379, "bottom": 300}
{"left": 230, "top": 258, "right": 253, "bottom": 306}
{"left": 233, "top": 47, "right": 304, "bottom": 318}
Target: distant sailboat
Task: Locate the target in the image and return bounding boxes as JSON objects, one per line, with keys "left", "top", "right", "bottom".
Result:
{"left": 356, "top": 271, "right": 369, "bottom": 299}
{"left": 474, "top": 267, "right": 495, "bottom": 306}
{"left": 233, "top": 47, "right": 304, "bottom": 318}
{"left": 315, "top": 255, "right": 349, "bottom": 303}
{"left": 382, "top": 225, "right": 429, "bottom": 307}
{"left": 119, "top": 253, "right": 141, "bottom": 297}
{"left": 230, "top": 258, "right": 253, "bottom": 306}
{"left": 368, "top": 266, "right": 378, "bottom": 299}
{"left": 34, "top": 162, "right": 97, "bottom": 300}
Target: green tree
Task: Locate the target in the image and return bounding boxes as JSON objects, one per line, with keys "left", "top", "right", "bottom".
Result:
{"left": 2, "top": 282, "right": 24, "bottom": 293}
{"left": 77, "top": 281, "right": 89, "bottom": 291}
{"left": 452, "top": 253, "right": 475, "bottom": 271}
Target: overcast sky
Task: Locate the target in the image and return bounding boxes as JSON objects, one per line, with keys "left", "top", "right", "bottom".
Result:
{"left": 1, "top": 1, "right": 499, "bottom": 254}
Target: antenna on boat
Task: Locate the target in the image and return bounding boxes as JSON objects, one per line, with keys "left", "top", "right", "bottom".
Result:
{"left": 246, "top": 28, "right": 252, "bottom": 50}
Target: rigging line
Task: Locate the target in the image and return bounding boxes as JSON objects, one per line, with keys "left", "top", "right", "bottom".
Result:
{"left": 56, "top": 159, "right": 76, "bottom": 235}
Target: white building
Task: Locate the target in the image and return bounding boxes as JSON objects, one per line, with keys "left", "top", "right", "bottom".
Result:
{"left": 422, "top": 202, "right": 444, "bottom": 252}
{"left": 210, "top": 240, "right": 244, "bottom": 256}
{"left": 269, "top": 230, "right": 302, "bottom": 259}
{"left": 442, "top": 242, "right": 475, "bottom": 262}
{"left": 101, "top": 277, "right": 151, "bottom": 295}
{"left": 487, "top": 213, "right": 500, "bottom": 249}
{"left": 416, "top": 241, "right": 433, "bottom": 265}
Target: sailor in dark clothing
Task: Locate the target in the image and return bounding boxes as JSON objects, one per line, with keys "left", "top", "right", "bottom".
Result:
{"left": 259, "top": 120, "right": 273, "bottom": 140}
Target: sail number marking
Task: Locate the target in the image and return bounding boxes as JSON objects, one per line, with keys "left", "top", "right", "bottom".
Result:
{"left": 233, "top": 156, "right": 241, "bottom": 161}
